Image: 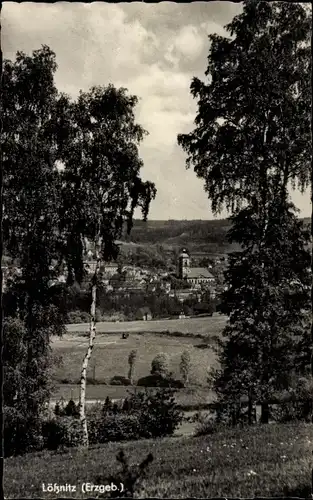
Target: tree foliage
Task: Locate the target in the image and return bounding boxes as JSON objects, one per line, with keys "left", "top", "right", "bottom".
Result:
{"left": 58, "top": 85, "right": 156, "bottom": 284}
{"left": 150, "top": 353, "right": 170, "bottom": 377}
{"left": 2, "top": 45, "right": 157, "bottom": 450}
{"left": 2, "top": 47, "right": 69, "bottom": 455}
{"left": 128, "top": 349, "right": 138, "bottom": 384}
{"left": 179, "top": 350, "right": 191, "bottom": 385}
{"left": 178, "top": 2, "right": 311, "bottom": 215}
{"left": 211, "top": 202, "right": 311, "bottom": 407}
{"left": 178, "top": 2, "right": 312, "bottom": 424}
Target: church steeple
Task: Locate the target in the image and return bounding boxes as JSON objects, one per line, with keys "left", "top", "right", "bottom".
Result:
{"left": 177, "top": 248, "right": 190, "bottom": 279}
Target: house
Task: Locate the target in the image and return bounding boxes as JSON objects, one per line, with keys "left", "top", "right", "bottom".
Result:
{"left": 136, "top": 307, "right": 152, "bottom": 321}
{"left": 103, "top": 262, "right": 120, "bottom": 277}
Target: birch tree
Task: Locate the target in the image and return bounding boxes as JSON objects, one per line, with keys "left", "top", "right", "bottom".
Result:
{"left": 2, "top": 46, "right": 70, "bottom": 454}
{"left": 178, "top": 1, "right": 311, "bottom": 217}
{"left": 178, "top": 1, "right": 311, "bottom": 423}
{"left": 60, "top": 85, "right": 156, "bottom": 446}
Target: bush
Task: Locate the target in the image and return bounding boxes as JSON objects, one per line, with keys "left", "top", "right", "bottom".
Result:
{"left": 271, "top": 377, "right": 313, "bottom": 423}
{"left": 67, "top": 310, "right": 90, "bottom": 324}
{"left": 195, "top": 414, "right": 228, "bottom": 436}
{"left": 87, "top": 389, "right": 183, "bottom": 444}
{"left": 89, "top": 414, "right": 142, "bottom": 444}
{"left": 180, "top": 350, "right": 191, "bottom": 385}
{"left": 54, "top": 399, "right": 80, "bottom": 418}
{"left": 130, "top": 388, "right": 183, "bottom": 438}
{"left": 110, "top": 375, "right": 131, "bottom": 386}
{"left": 4, "top": 406, "right": 44, "bottom": 457}
{"left": 64, "top": 399, "right": 80, "bottom": 417}
{"left": 137, "top": 374, "right": 184, "bottom": 388}
{"left": 271, "top": 400, "right": 313, "bottom": 423}
{"left": 42, "top": 417, "right": 83, "bottom": 449}
{"left": 150, "top": 353, "right": 170, "bottom": 377}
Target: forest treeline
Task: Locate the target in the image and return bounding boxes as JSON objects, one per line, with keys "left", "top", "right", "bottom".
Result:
{"left": 121, "top": 217, "right": 310, "bottom": 253}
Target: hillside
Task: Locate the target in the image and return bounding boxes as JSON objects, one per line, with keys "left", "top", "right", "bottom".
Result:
{"left": 5, "top": 422, "right": 311, "bottom": 498}
{"left": 122, "top": 219, "right": 231, "bottom": 249}
{"left": 120, "top": 217, "right": 310, "bottom": 256}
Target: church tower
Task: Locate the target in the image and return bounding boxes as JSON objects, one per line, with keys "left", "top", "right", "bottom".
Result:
{"left": 177, "top": 249, "right": 190, "bottom": 279}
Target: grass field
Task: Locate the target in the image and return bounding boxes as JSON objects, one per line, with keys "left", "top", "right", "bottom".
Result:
{"left": 51, "top": 384, "right": 216, "bottom": 407}
{"left": 5, "top": 422, "right": 312, "bottom": 498}
{"left": 52, "top": 316, "right": 226, "bottom": 387}
{"left": 52, "top": 331, "right": 218, "bottom": 386}
{"left": 65, "top": 315, "right": 227, "bottom": 336}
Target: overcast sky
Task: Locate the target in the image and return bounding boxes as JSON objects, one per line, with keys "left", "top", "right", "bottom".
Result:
{"left": 2, "top": 2, "right": 311, "bottom": 220}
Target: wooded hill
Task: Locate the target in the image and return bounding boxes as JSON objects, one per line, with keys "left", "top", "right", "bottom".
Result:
{"left": 121, "top": 217, "right": 310, "bottom": 255}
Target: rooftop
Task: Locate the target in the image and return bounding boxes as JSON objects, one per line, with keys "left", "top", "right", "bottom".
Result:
{"left": 188, "top": 267, "right": 215, "bottom": 279}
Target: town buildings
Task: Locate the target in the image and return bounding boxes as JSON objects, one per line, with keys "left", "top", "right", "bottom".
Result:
{"left": 177, "top": 248, "right": 216, "bottom": 286}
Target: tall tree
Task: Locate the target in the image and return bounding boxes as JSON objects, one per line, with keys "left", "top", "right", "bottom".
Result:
{"left": 59, "top": 85, "right": 156, "bottom": 446}
{"left": 211, "top": 202, "right": 311, "bottom": 423}
{"left": 2, "top": 46, "right": 68, "bottom": 454}
{"left": 178, "top": 1, "right": 311, "bottom": 218}
{"left": 178, "top": 2, "right": 312, "bottom": 422}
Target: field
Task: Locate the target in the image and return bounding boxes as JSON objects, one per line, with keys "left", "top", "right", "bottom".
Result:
{"left": 52, "top": 316, "right": 225, "bottom": 385}
{"left": 65, "top": 315, "right": 227, "bottom": 336}
{"left": 51, "top": 385, "right": 216, "bottom": 409}
{"left": 52, "top": 332, "right": 218, "bottom": 386}
{"left": 5, "top": 422, "right": 312, "bottom": 498}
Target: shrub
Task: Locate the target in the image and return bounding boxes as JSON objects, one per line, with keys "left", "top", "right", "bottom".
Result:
{"left": 271, "top": 400, "right": 313, "bottom": 423}
{"left": 110, "top": 376, "right": 131, "bottom": 386}
{"left": 67, "top": 310, "right": 90, "bottom": 324}
{"left": 64, "top": 399, "right": 80, "bottom": 417}
{"left": 103, "top": 396, "right": 113, "bottom": 412}
{"left": 89, "top": 414, "right": 142, "bottom": 444}
{"left": 88, "top": 389, "right": 183, "bottom": 444}
{"left": 42, "top": 418, "right": 66, "bottom": 450}
{"left": 195, "top": 413, "right": 228, "bottom": 436}
{"left": 130, "top": 388, "right": 183, "bottom": 438}
{"left": 4, "top": 406, "right": 44, "bottom": 457}
{"left": 150, "top": 353, "right": 170, "bottom": 377}
{"left": 137, "top": 374, "right": 184, "bottom": 388}
{"left": 179, "top": 350, "right": 191, "bottom": 385}
{"left": 42, "top": 417, "right": 84, "bottom": 449}
{"left": 271, "top": 377, "right": 313, "bottom": 423}
{"left": 54, "top": 399, "right": 79, "bottom": 418}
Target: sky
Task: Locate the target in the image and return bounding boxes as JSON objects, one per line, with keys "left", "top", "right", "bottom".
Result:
{"left": 2, "top": 1, "right": 311, "bottom": 220}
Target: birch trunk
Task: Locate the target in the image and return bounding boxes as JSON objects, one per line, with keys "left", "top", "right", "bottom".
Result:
{"left": 79, "top": 247, "right": 101, "bottom": 447}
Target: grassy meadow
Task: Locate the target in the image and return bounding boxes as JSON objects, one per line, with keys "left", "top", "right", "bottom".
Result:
{"left": 51, "top": 316, "right": 225, "bottom": 392}
{"left": 65, "top": 315, "right": 227, "bottom": 336}
{"left": 52, "top": 332, "right": 218, "bottom": 386}
{"left": 5, "top": 422, "right": 312, "bottom": 498}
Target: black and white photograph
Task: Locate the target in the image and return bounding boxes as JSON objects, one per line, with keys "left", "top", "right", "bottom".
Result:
{"left": 2, "top": 1, "right": 312, "bottom": 498}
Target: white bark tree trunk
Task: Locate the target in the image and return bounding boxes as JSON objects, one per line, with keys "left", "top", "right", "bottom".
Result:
{"left": 79, "top": 243, "right": 101, "bottom": 447}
